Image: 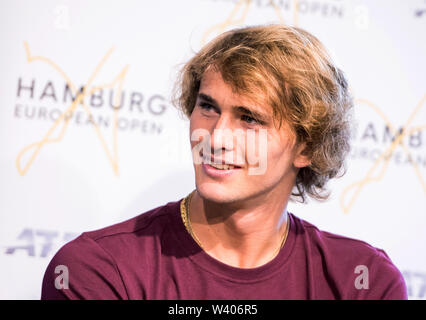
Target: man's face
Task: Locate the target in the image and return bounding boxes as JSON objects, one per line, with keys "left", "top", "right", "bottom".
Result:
{"left": 189, "top": 68, "right": 310, "bottom": 205}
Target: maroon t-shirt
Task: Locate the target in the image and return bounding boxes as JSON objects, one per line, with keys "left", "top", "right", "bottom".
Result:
{"left": 41, "top": 199, "right": 407, "bottom": 299}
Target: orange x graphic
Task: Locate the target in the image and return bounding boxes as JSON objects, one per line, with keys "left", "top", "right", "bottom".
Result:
{"left": 16, "top": 42, "right": 129, "bottom": 176}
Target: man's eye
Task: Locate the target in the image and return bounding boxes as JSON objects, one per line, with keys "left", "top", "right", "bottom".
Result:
{"left": 241, "top": 114, "right": 259, "bottom": 124}
{"left": 199, "top": 102, "right": 216, "bottom": 112}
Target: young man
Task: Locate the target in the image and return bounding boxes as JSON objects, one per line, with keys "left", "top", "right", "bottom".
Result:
{"left": 42, "top": 25, "right": 407, "bottom": 299}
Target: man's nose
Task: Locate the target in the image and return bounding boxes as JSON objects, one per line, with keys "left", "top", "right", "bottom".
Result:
{"left": 210, "top": 114, "right": 235, "bottom": 153}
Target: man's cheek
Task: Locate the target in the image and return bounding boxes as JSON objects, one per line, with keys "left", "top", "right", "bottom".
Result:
{"left": 247, "top": 129, "right": 268, "bottom": 175}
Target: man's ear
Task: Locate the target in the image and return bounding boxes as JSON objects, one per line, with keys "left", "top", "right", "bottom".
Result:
{"left": 293, "top": 143, "right": 311, "bottom": 168}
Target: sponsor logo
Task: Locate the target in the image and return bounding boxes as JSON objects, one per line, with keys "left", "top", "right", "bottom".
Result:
{"left": 202, "top": 0, "right": 346, "bottom": 44}
{"left": 403, "top": 270, "right": 426, "bottom": 300}
{"left": 415, "top": 0, "right": 426, "bottom": 17}
{"left": 14, "top": 43, "right": 169, "bottom": 176}
{"left": 3, "top": 228, "right": 78, "bottom": 258}
{"left": 340, "top": 96, "right": 426, "bottom": 213}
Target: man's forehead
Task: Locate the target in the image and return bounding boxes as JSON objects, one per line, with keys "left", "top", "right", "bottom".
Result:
{"left": 198, "top": 69, "right": 272, "bottom": 116}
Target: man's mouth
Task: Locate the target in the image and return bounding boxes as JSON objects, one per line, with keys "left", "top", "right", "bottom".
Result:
{"left": 207, "top": 163, "right": 237, "bottom": 170}
{"left": 200, "top": 152, "right": 242, "bottom": 170}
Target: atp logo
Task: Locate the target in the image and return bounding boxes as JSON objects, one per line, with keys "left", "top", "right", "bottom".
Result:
{"left": 415, "top": 0, "right": 426, "bottom": 17}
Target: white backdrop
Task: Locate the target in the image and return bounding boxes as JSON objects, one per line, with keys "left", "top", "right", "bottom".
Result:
{"left": 0, "top": 0, "right": 425, "bottom": 299}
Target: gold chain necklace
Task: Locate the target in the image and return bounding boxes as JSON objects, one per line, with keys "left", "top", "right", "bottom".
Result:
{"left": 180, "top": 190, "right": 290, "bottom": 259}
{"left": 180, "top": 190, "right": 204, "bottom": 248}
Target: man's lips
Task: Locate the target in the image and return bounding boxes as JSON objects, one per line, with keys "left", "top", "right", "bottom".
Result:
{"left": 199, "top": 151, "right": 243, "bottom": 168}
{"left": 204, "top": 162, "right": 240, "bottom": 170}
{"left": 201, "top": 163, "right": 242, "bottom": 178}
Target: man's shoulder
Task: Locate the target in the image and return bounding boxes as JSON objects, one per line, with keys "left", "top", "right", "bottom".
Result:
{"left": 42, "top": 199, "right": 183, "bottom": 299}
{"left": 291, "top": 214, "right": 407, "bottom": 299}
{"left": 82, "top": 199, "right": 181, "bottom": 243}
{"left": 49, "top": 199, "right": 182, "bottom": 268}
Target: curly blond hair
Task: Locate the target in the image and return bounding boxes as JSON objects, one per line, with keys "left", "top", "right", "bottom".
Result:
{"left": 174, "top": 25, "right": 353, "bottom": 203}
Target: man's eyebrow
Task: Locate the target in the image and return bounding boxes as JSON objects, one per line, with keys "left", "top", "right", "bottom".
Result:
{"left": 197, "top": 93, "right": 217, "bottom": 105}
{"left": 197, "top": 93, "right": 269, "bottom": 121}
{"left": 234, "top": 106, "right": 269, "bottom": 122}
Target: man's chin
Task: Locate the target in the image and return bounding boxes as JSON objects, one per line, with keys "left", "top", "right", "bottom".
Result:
{"left": 195, "top": 182, "right": 243, "bottom": 204}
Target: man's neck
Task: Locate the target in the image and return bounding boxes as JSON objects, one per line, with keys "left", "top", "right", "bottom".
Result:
{"left": 189, "top": 189, "right": 290, "bottom": 269}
